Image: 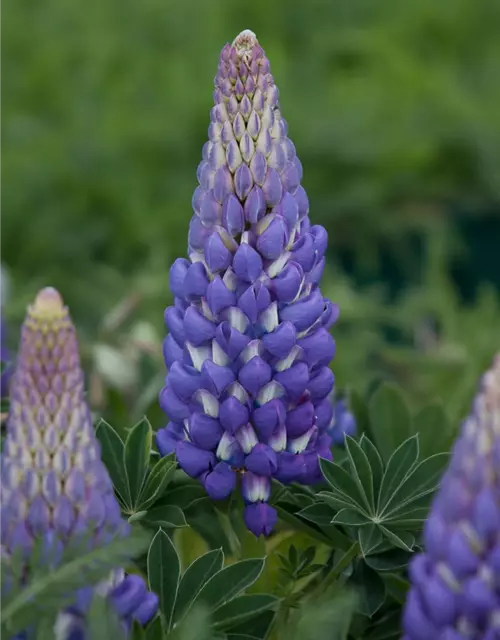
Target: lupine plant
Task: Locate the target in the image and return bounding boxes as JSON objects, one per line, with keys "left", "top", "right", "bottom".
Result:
{"left": 1, "top": 30, "right": 499, "bottom": 640}
{"left": 157, "top": 29, "right": 338, "bottom": 537}
{"left": 1, "top": 288, "right": 158, "bottom": 638}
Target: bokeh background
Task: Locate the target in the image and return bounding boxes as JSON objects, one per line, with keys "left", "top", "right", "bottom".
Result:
{"left": 3, "top": 0, "right": 500, "bottom": 433}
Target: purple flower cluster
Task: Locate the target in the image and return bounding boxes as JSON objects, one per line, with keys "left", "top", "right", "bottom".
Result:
{"left": 1, "top": 313, "right": 12, "bottom": 398}
{"left": 403, "top": 355, "right": 500, "bottom": 639}
{"left": 157, "top": 30, "right": 338, "bottom": 537}
{"left": 0, "top": 288, "right": 158, "bottom": 638}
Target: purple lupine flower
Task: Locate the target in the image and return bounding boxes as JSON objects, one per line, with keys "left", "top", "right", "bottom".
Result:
{"left": 1, "top": 288, "right": 158, "bottom": 637}
{"left": 327, "top": 397, "right": 356, "bottom": 446}
{"left": 403, "top": 355, "right": 500, "bottom": 640}
{"left": 1, "top": 314, "right": 12, "bottom": 398}
{"left": 157, "top": 30, "right": 338, "bottom": 537}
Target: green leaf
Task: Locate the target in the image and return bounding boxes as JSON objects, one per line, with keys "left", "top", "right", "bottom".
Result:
{"left": 319, "top": 458, "right": 368, "bottom": 512}
{"left": 95, "top": 419, "right": 130, "bottom": 506}
{"left": 359, "top": 435, "right": 384, "bottom": 498}
{"left": 137, "top": 456, "right": 177, "bottom": 511}
{"left": 143, "top": 505, "right": 187, "bottom": 529}
{"left": 382, "top": 572, "right": 410, "bottom": 604}
{"left": 364, "top": 548, "right": 411, "bottom": 572}
{"left": 161, "top": 485, "right": 208, "bottom": 510}
{"left": 369, "top": 383, "right": 411, "bottom": 462}
{"left": 172, "top": 605, "right": 212, "bottom": 640}
{"left": 296, "top": 503, "right": 336, "bottom": 527}
{"left": 378, "top": 526, "right": 415, "bottom": 551}
{"left": 377, "top": 436, "right": 419, "bottom": 513}
{"left": 317, "top": 491, "right": 357, "bottom": 513}
{"left": 145, "top": 617, "right": 164, "bottom": 640}
{"left": 173, "top": 548, "right": 224, "bottom": 623}
{"left": 290, "top": 590, "right": 357, "bottom": 640}
{"left": 349, "top": 561, "right": 386, "bottom": 618}
{"left": 331, "top": 508, "right": 370, "bottom": 527}
{"left": 412, "top": 402, "right": 452, "bottom": 458}
{"left": 344, "top": 436, "right": 374, "bottom": 512}
{"left": 191, "top": 558, "right": 265, "bottom": 612}
{"left": 212, "top": 594, "right": 279, "bottom": 630}
{"left": 275, "top": 502, "right": 350, "bottom": 549}
{"left": 363, "top": 609, "right": 401, "bottom": 639}
{"left": 358, "top": 525, "right": 383, "bottom": 557}
{"left": 124, "top": 418, "right": 153, "bottom": 507}
{"left": 381, "top": 452, "right": 449, "bottom": 518}
{"left": 147, "top": 528, "right": 180, "bottom": 630}
{"left": 226, "top": 610, "right": 275, "bottom": 640}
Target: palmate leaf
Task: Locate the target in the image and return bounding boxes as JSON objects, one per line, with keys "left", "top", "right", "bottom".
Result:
{"left": 142, "top": 505, "right": 188, "bottom": 529}
{"left": 379, "top": 452, "right": 449, "bottom": 519}
{"left": 276, "top": 499, "right": 352, "bottom": 550}
{"left": 348, "top": 561, "right": 386, "bottom": 618}
{"left": 137, "top": 455, "right": 177, "bottom": 511}
{"left": 376, "top": 436, "right": 419, "bottom": 513}
{"left": 189, "top": 558, "right": 266, "bottom": 612}
{"left": 97, "top": 417, "right": 178, "bottom": 519}
{"left": 318, "top": 433, "right": 446, "bottom": 556}
{"left": 145, "top": 537, "right": 275, "bottom": 638}
{"left": 319, "top": 458, "right": 368, "bottom": 513}
{"left": 358, "top": 525, "right": 384, "bottom": 558}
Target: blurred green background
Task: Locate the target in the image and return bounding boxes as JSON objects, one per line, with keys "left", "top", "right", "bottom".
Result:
{"left": 3, "top": 0, "right": 500, "bottom": 430}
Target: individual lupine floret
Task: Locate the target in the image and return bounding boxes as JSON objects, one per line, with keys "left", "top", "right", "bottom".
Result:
{"left": 157, "top": 30, "right": 338, "bottom": 537}
{"left": 403, "top": 354, "right": 500, "bottom": 639}
{"left": 0, "top": 288, "right": 158, "bottom": 637}
{"left": 327, "top": 396, "right": 356, "bottom": 446}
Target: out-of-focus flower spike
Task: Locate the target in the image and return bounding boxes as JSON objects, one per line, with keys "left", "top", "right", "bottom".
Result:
{"left": 1, "top": 288, "right": 158, "bottom": 637}
{"left": 402, "top": 354, "right": 500, "bottom": 639}
{"left": 0, "top": 274, "right": 12, "bottom": 400}
{"left": 157, "top": 30, "right": 340, "bottom": 537}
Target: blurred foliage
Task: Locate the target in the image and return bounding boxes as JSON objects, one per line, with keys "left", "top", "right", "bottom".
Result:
{"left": 2, "top": 0, "right": 500, "bottom": 427}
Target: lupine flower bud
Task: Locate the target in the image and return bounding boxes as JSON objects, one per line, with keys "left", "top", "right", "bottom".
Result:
{"left": 1, "top": 288, "right": 158, "bottom": 637}
{"left": 403, "top": 355, "right": 500, "bottom": 639}
{"left": 157, "top": 30, "right": 338, "bottom": 537}
{"left": 327, "top": 397, "right": 356, "bottom": 446}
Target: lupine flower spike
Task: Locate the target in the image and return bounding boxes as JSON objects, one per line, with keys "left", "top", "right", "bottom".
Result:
{"left": 157, "top": 30, "right": 338, "bottom": 537}
{"left": 1, "top": 314, "right": 12, "bottom": 399}
{"left": 1, "top": 288, "right": 158, "bottom": 638}
{"left": 403, "top": 354, "right": 500, "bottom": 639}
